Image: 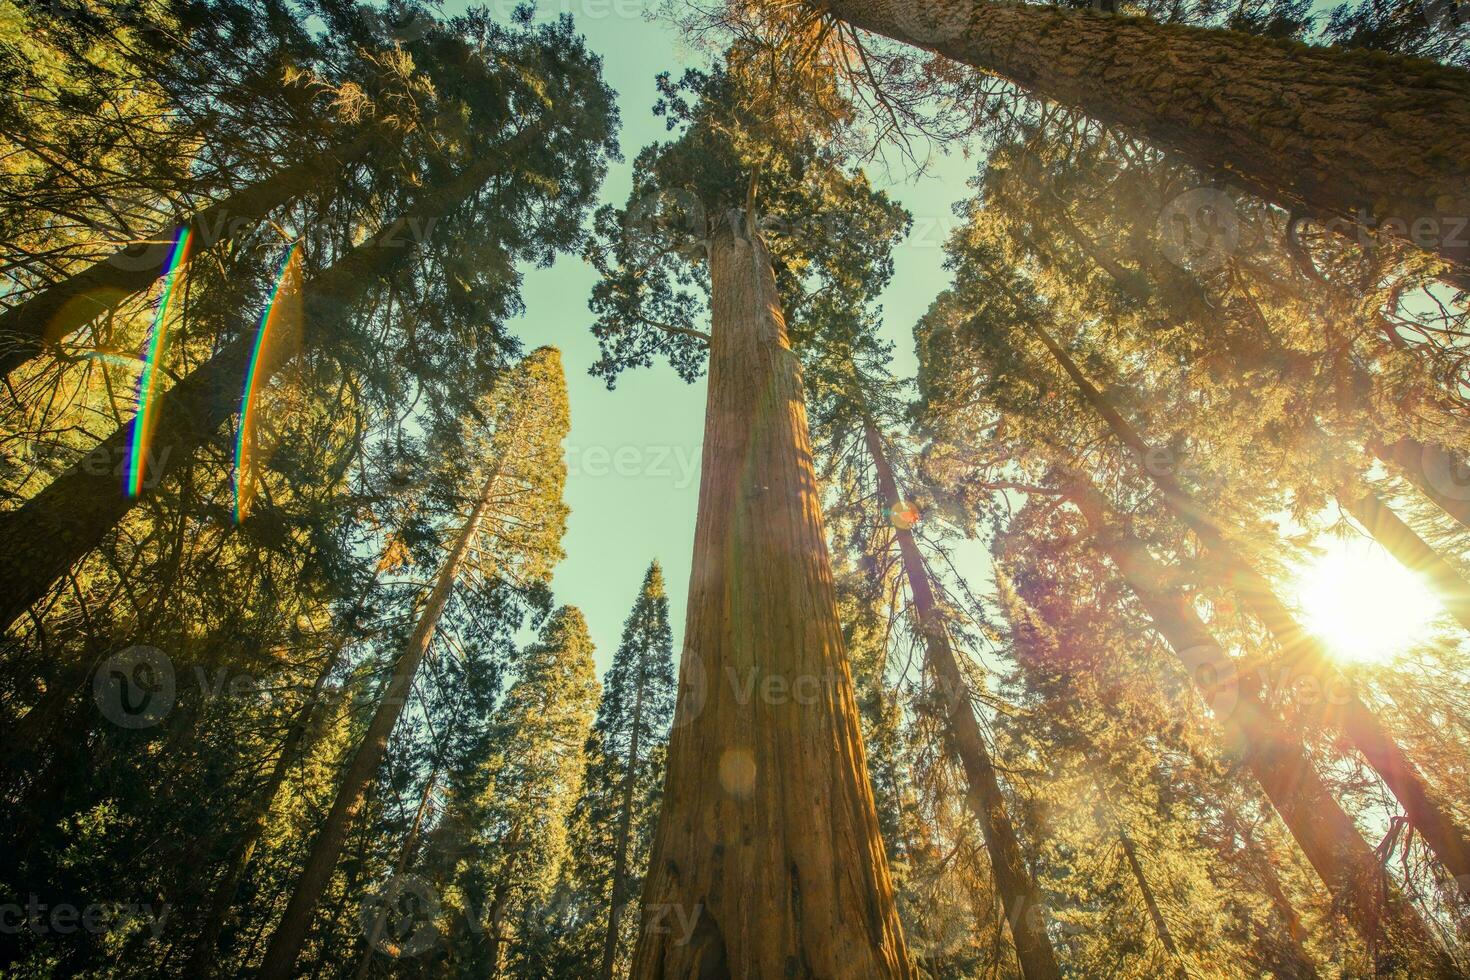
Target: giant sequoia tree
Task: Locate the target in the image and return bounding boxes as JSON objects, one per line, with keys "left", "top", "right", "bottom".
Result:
{"left": 586, "top": 55, "right": 916, "bottom": 976}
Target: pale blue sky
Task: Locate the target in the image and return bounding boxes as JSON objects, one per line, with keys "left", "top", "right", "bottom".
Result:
{"left": 496, "top": 2, "right": 981, "bottom": 669}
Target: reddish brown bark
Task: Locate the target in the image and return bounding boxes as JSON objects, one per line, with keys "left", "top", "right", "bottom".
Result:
{"left": 1340, "top": 491, "right": 1470, "bottom": 634}
{"left": 1017, "top": 311, "right": 1470, "bottom": 896}
{"left": 1371, "top": 436, "right": 1470, "bottom": 532}
{"left": 630, "top": 211, "right": 913, "bottom": 978}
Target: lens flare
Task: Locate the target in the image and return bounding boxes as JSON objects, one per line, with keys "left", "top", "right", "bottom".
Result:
{"left": 234, "top": 244, "right": 304, "bottom": 521}
{"left": 124, "top": 228, "right": 192, "bottom": 497}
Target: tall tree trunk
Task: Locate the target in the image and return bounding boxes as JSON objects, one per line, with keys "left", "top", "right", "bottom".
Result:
{"left": 0, "top": 156, "right": 501, "bottom": 633}
{"left": 1340, "top": 491, "right": 1470, "bottom": 633}
{"left": 0, "top": 137, "right": 374, "bottom": 378}
{"left": 630, "top": 210, "right": 913, "bottom": 979}
{"left": 600, "top": 654, "right": 648, "bottom": 979}
{"left": 863, "top": 421, "right": 1062, "bottom": 980}
{"left": 1015, "top": 309, "right": 1470, "bottom": 894}
{"left": 187, "top": 624, "right": 359, "bottom": 977}
{"left": 1116, "top": 830, "right": 1188, "bottom": 980}
{"left": 1371, "top": 436, "right": 1470, "bottom": 532}
{"left": 818, "top": 0, "right": 1470, "bottom": 273}
{"left": 1067, "top": 480, "right": 1455, "bottom": 975}
{"left": 257, "top": 461, "right": 504, "bottom": 979}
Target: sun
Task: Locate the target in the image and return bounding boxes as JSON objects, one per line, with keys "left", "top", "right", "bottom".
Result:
{"left": 1293, "top": 535, "right": 1441, "bottom": 665}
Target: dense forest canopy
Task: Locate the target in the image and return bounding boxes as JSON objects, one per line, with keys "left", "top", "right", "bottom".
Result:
{"left": 2, "top": 0, "right": 1469, "bottom": 977}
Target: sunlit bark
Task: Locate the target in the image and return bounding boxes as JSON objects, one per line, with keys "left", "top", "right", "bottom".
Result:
{"left": 631, "top": 211, "right": 913, "bottom": 979}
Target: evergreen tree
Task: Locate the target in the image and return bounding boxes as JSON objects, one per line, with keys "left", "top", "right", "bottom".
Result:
{"left": 556, "top": 561, "right": 677, "bottom": 978}
{"left": 258, "top": 345, "right": 572, "bottom": 977}
{"left": 586, "top": 51, "right": 916, "bottom": 976}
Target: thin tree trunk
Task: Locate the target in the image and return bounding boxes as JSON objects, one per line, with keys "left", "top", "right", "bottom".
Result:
{"left": 1371, "top": 436, "right": 1470, "bottom": 532}
{"left": 484, "top": 875, "right": 514, "bottom": 979}
{"left": 599, "top": 655, "right": 647, "bottom": 979}
{"left": 1250, "top": 838, "right": 1319, "bottom": 980}
{"left": 256, "top": 460, "right": 504, "bottom": 979}
{"left": 0, "top": 137, "right": 375, "bottom": 378}
{"left": 1014, "top": 309, "right": 1470, "bottom": 895}
{"left": 353, "top": 770, "right": 439, "bottom": 980}
{"left": 1068, "top": 480, "right": 1455, "bottom": 975}
{"left": 819, "top": 0, "right": 1470, "bottom": 273}
{"left": 187, "top": 623, "right": 359, "bottom": 977}
{"left": 630, "top": 210, "right": 913, "bottom": 978}
{"left": 0, "top": 156, "right": 502, "bottom": 633}
{"left": 1340, "top": 491, "right": 1470, "bottom": 633}
{"left": 1116, "top": 830, "right": 1188, "bottom": 980}
{"left": 863, "top": 421, "right": 1062, "bottom": 980}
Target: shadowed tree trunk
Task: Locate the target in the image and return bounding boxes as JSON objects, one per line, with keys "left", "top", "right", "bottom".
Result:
{"left": 862, "top": 420, "right": 1062, "bottom": 980}
{"left": 818, "top": 0, "right": 1470, "bottom": 273}
{"left": 1339, "top": 491, "right": 1470, "bottom": 633}
{"left": 600, "top": 649, "right": 647, "bottom": 980}
{"left": 630, "top": 211, "right": 913, "bottom": 978}
{"left": 0, "top": 137, "right": 374, "bottom": 378}
{"left": 1010, "top": 308, "right": 1470, "bottom": 895}
{"left": 1371, "top": 436, "right": 1470, "bottom": 532}
{"left": 0, "top": 157, "right": 502, "bottom": 633}
{"left": 257, "top": 457, "right": 505, "bottom": 979}
{"left": 1066, "top": 479, "right": 1455, "bottom": 975}
{"left": 353, "top": 769, "right": 439, "bottom": 980}
{"left": 187, "top": 619, "right": 362, "bottom": 977}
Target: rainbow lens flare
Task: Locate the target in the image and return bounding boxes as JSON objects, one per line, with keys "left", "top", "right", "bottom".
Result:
{"left": 234, "top": 244, "right": 304, "bottom": 522}
{"left": 124, "top": 227, "right": 192, "bottom": 497}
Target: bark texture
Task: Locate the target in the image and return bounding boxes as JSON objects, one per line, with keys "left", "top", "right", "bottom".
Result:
{"left": 0, "top": 137, "right": 374, "bottom": 378}
{"left": 1070, "top": 483, "right": 1455, "bottom": 975}
{"left": 0, "top": 158, "right": 499, "bottom": 632}
{"left": 630, "top": 212, "right": 913, "bottom": 979}
{"left": 820, "top": 0, "right": 1470, "bottom": 271}
{"left": 257, "top": 462, "right": 502, "bottom": 979}
{"left": 863, "top": 422, "right": 1061, "bottom": 980}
